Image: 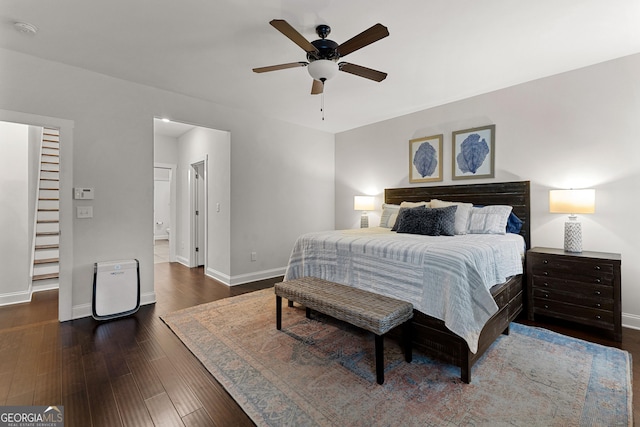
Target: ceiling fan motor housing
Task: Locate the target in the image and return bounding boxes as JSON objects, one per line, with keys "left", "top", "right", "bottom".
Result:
{"left": 307, "top": 38, "right": 339, "bottom": 62}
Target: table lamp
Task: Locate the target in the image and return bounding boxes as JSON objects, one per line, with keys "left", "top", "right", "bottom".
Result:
{"left": 354, "top": 196, "right": 375, "bottom": 228}
{"left": 549, "top": 189, "right": 595, "bottom": 253}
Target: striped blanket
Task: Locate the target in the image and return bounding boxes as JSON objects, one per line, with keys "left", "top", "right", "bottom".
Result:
{"left": 284, "top": 227, "right": 524, "bottom": 353}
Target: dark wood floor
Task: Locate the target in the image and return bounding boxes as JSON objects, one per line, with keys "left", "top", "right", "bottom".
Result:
{"left": 0, "top": 262, "right": 637, "bottom": 426}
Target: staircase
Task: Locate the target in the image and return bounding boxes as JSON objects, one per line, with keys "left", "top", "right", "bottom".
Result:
{"left": 32, "top": 128, "right": 60, "bottom": 288}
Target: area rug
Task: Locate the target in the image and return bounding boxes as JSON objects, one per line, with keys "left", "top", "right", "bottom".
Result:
{"left": 161, "top": 288, "right": 632, "bottom": 426}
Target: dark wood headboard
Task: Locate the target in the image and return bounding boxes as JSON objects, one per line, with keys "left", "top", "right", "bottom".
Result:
{"left": 385, "top": 181, "right": 531, "bottom": 249}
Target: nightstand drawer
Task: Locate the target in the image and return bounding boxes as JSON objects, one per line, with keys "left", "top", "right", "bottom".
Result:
{"left": 532, "top": 288, "right": 614, "bottom": 311}
{"left": 532, "top": 299, "right": 614, "bottom": 328}
{"left": 529, "top": 263, "right": 614, "bottom": 286}
{"left": 530, "top": 276, "right": 613, "bottom": 299}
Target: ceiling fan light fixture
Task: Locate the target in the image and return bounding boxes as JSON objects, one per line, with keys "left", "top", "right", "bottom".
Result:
{"left": 307, "top": 59, "right": 338, "bottom": 82}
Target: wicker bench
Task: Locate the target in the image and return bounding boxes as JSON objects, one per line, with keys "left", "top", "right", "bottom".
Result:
{"left": 274, "top": 277, "right": 414, "bottom": 385}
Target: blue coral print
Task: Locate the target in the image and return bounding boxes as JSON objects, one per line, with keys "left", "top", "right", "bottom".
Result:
{"left": 413, "top": 142, "right": 437, "bottom": 177}
{"left": 456, "top": 133, "right": 489, "bottom": 174}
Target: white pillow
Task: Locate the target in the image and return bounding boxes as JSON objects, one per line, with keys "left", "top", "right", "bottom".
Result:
{"left": 379, "top": 203, "right": 401, "bottom": 228}
{"left": 468, "top": 205, "right": 513, "bottom": 235}
{"left": 430, "top": 199, "right": 473, "bottom": 235}
{"left": 400, "top": 201, "right": 430, "bottom": 208}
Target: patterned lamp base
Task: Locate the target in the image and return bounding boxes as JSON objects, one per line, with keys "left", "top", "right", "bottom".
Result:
{"left": 564, "top": 219, "right": 582, "bottom": 253}
{"left": 360, "top": 213, "right": 369, "bottom": 228}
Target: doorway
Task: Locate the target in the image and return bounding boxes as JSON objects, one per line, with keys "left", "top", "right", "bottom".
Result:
{"left": 153, "top": 165, "right": 174, "bottom": 263}
{"left": 0, "top": 109, "right": 74, "bottom": 321}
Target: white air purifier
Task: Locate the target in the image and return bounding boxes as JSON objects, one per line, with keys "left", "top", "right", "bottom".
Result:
{"left": 92, "top": 259, "right": 140, "bottom": 320}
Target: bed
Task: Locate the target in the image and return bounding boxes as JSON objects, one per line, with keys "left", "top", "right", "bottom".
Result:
{"left": 284, "top": 181, "right": 530, "bottom": 382}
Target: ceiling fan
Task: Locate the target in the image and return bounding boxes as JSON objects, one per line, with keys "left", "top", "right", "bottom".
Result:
{"left": 253, "top": 19, "right": 389, "bottom": 95}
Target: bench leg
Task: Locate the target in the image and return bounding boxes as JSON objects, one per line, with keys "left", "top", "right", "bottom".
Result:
{"left": 276, "top": 295, "right": 282, "bottom": 330}
{"left": 404, "top": 319, "right": 413, "bottom": 363}
{"left": 288, "top": 300, "right": 293, "bottom": 308}
{"left": 375, "top": 334, "right": 384, "bottom": 385}
{"left": 305, "top": 307, "right": 311, "bottom": 319}
{"left": 502, "top": 325, "right": 510, "bottom": 336}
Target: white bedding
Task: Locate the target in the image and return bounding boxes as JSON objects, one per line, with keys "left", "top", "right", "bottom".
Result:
{"left": 283, "top": 227, "right": 525, "bottom": 353}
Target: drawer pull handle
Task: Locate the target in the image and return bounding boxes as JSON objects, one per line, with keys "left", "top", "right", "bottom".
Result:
{"left": 544, "top": 293, "right": 549, "bottom": 298}
{"left": 594, "top": 265, "right": 601, "bottom": 271}
{"left": 595, "top": 303, "right": 601, "bottom": 308}
{"left": 543, "top": 260, "right": 548, "bottom": 264}
{"left": 594, "top": 291, "right": 601, "bottom": 296}
{"left": 595, "top": 315, "right": 602, "bottom": 320}
{"left": 543, "top": 282, "right": 549, "bottom": 287}
{"left": 595, "top": 278, "right": 602, "bottom": 284}
{"left": 544, "top": 305, "right": 549, "bottom": 309}
{"left": 543, "top": 271, "right": 549, "bottom": 276}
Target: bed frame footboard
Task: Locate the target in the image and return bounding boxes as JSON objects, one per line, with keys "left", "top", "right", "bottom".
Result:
{"left": 402, "top": 275, "right": 523, "bottom": 383}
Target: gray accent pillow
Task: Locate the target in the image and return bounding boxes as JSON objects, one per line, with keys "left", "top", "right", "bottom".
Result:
{"left": 431, "top": 205, "right": 457, "bottom": 236}
{"left": 392, "top": 206, "right": 426, "bottom": 232}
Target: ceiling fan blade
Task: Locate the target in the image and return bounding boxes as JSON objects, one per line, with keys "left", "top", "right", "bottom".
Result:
{"left": 252, "top": 62, "right": 308, "bottom": 73}
{"left": 337, "top": 23, "right": 389, "bottom": 57}
{"left": 311, "top": 79, "right": 324, "bottom": 95}
{"left": 339, "top": 62, "right": 387, "bottom": 82}
{"left": 270, "top": 19, "right": 319, "bottom": 54}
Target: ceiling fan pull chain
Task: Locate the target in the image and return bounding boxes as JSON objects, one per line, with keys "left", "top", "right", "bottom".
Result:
{"left": 321, "top": 91, "right": 325, "bottom": 120}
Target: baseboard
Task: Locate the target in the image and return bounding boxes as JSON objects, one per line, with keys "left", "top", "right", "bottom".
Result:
{"left": 622, "top": 312, "right": 640, "bottom": 331}
{"left": 205, "top": 267, "right": 231, "bottom": 285}
{"left": 0, "top": 289, "right": 32, "bottom": 307}
{"left": 32, "top": 281, "right": 59, "bottom": 293}
{"left": 176, "top": 256, "right": 190, "bottom": 267}
{"left": 71, "top": 291, "right": 157, "bottom": 320}
{"left": 232, "top": 267, "right": 286, "bottom": 286}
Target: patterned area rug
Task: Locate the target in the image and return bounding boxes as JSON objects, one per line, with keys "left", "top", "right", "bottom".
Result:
{"left": 161, "top": 288, "right": 632, "bottom": 426}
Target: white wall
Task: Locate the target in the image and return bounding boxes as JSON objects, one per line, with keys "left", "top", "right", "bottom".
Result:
{"left": 0, "top": 47, "right": 334, "bottom": 318}
{"left": 154, "top": 134, "right": 179, "bottom": 165}
{"left": 175, "top": 126, "right": 231, "bottom": 279}
{"left": 0, "top": 122, "right": 30, "bottom": 301}
{"left": 336, "top": 53, "right": 640, "bottom": 328}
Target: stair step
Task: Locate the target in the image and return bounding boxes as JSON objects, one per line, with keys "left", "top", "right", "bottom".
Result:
{"left": 40, "top": 178, "right": 60, "bottom": 182}
{"left": 35, "top": 244, "right": 59, "bottom": 250}
{"left": 34, "top": 258, "right": 59, "bottom": 265}
{"left": 41, "top": 161, "right": 59, "bottom": 165}
{"left": 36, "top": 231, "right": 59, "bottom": 236}
{"left": 33, "top": 273, "right": 59, "bottom": 281}
{"left": 37, "top": 220, "right": 59, "bottom": 224}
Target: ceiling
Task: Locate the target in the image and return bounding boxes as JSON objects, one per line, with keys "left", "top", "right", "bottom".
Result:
{"left": 2, "top": 0, "right": 640, "bottom": 133}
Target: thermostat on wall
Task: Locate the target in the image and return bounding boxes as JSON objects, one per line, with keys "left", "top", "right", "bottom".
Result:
{"left": 74, "top": 187, "right": 94, "bottom": 200}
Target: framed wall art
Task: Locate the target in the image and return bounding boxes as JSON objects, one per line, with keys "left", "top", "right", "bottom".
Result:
{"left": 452, "top": 125, "right": 495, "bottom": 180}
{"left": 409, "top": 134, "right": 443, "bottom": 183}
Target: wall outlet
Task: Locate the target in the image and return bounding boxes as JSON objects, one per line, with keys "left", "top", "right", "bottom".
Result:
{"left": 251, "top": 251, "right": 257, "bottom": 261}
{"left": 76, "top": 206, "right": 93, "bottom": 218}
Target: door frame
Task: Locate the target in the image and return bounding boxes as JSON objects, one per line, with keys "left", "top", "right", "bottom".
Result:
{"left": 189, "top": 157, "right": 207, "bottom": 269}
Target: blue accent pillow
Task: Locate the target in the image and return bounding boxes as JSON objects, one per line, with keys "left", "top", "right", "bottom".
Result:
{"left": 506, "top": 212, "right": 524, "bottom": 234}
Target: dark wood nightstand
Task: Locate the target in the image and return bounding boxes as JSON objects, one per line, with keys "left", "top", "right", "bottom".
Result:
{"left": 526, "top": 247, "right": 622, "bottom": 341}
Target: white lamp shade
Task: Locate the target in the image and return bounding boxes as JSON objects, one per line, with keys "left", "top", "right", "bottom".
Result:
{"left": 308, "top": 59, "right": 338, "bottom": 81}
{"left": 549, "top": 189, "right": 595, "bottom": 214}
{"left": 354, "top": 196, "right": 375, "bottom": 211}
